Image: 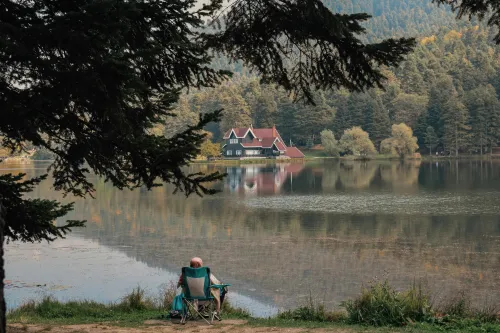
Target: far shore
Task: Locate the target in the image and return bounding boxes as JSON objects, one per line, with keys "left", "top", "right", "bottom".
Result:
{"left": 3, "top": 154, "right": 500, "bottom": 168}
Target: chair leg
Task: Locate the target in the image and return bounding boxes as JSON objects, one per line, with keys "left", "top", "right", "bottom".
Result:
{"left": 185, "top": 300, "right": 212, "bottom": 325}
{"left": 180, "top": 300, "right": 189, "bottom": 325}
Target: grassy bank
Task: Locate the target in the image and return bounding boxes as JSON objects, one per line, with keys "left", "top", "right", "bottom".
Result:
{"left": 8, "top": 282, "right": 500, "bottom": 332}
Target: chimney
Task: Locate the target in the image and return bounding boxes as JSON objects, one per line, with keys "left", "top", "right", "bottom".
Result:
{"left": 272, "top": 124, "right": 277, "bottom": 137}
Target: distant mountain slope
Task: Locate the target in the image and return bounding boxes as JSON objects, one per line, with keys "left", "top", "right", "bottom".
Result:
{"left": 322, "top": 0, "right": 474, "bottom": 41}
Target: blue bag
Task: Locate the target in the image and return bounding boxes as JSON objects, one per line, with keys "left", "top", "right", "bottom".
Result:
{"left": 170, "top": 293, "right": 185, "bottom": 318}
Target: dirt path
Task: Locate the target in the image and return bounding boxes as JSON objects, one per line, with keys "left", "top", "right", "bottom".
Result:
{"left": 7, "top": 320, "right": 354, "bottom": 333}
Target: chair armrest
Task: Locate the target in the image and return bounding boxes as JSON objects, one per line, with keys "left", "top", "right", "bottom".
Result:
{"left": 209, "top": 284, "right": 231, "bottom": 288}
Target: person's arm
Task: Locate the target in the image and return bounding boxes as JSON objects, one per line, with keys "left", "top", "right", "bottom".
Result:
{"left": 177, "top": 274, "right": 183, "bottom": 288}
{"left": 210, "top": 273, "right": 221, "bottom": 285}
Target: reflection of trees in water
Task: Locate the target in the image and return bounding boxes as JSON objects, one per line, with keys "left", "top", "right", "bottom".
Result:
{"left": 337, "top": 161, "right": 378, "bottom": 189}
{"left": 1, "top": 161, "right": 500, "bottom": 309}
{"left": 379, "top": 161, "right": 421, "bottom": 192}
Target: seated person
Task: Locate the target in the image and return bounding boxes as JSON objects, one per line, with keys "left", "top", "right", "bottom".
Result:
{"left": 177, "top": 257, "right": 226, "bottom": 313}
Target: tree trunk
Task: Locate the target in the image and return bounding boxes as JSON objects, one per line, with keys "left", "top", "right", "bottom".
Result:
{"left": 455, "top": 124, "right": 458, "bottom": 157}
{"left": 0, "top": 202, "right": 5, "bottom": 333}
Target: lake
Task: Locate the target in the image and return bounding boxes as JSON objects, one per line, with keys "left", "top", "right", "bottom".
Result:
{"left": 2, "top": 160, "right": 500, "bottom": 317}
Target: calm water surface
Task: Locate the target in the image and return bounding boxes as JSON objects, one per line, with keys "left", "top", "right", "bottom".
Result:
{"left": 3, "top": 160, "right": 500, "bottom": 316}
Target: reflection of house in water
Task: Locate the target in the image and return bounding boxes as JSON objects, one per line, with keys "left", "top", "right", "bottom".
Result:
{"left": 225, "top": 163, "right": 305, "bottom": 195}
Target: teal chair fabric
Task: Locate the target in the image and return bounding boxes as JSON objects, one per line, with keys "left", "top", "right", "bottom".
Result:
{"left": 181, "top": 267, "right": 213, "bottom": 300}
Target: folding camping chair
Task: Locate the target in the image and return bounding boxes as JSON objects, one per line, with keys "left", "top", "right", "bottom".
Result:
{"left": 179, "top": 266, "right": 231, "bottom": 325}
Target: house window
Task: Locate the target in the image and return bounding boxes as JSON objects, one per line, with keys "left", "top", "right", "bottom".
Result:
{"left": 230, "top": 139, "right": 238, "bottom": 144}
{"left": 236, "top": 150, "right": 242, "bottom": 156}
{"left": 227, "top": 150, "right": 232, "bottom": 156}
{"left": 245, "top": 150, "right": 260, "bottom": 156}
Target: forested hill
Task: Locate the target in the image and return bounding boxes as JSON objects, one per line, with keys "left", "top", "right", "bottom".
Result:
{"left": 323, "top": 0, "right": 473, "bottom": 41}
{"left": 160, "top": 24, "right": 500, "bottom": 155}
{"left": 212, "top": 0, "right": 479, "bottom": 73}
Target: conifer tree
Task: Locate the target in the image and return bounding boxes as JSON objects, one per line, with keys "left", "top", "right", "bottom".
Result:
{"left": 219, "top": 88, "right": 253, "bottom": 133}
{"left": 427, "top": 75, "right": 456, "bottom": 138}
{"left": 466, "top": 85, "right": 500, "bottom": 155}
{"left": 425, "top": 126, "right": 439, "bottom": 155}
{"left": 364, "top": 91, "right": 391, "bottom": 148}
{"left": 442, "top": 97, "right": 470, "bottom": 156}
{"left": 400, "top": 57, "right": 427, "bottom": 95}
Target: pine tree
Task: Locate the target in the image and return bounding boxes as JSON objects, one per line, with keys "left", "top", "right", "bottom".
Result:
{"left": 348, "top": 93, "right": 372, "bottom": 129}
{"left": 219, "top": 88, "right": 253, "bottom": 133}
{"left": 391, "top": 93, "right": 429, "bottom": 127}
{"left": 441, "top": 97, "right": 470, "bottom": 156}
{"left": 424, "top": 126, "right": 439, "bottom": 155}
{"left": 427, "top": 75, "right": 456, "bottom": 140}
{"left": 399, "top": 56, "right": 427, "bottom": 95}
{"left": 293, "top": 91, "right": 335, "bottom": 145}
{"left": 364, "top": 91, "right": 391, "bottom": 148}
{"left": 332, "top": 90, "right": 352, "bottom": 136}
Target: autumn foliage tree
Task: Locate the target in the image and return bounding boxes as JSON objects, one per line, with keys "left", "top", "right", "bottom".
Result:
{"left": 380, "top": 123, "right": 419, "bottom": 158}
{"left": 339, "top": 127, "right": 377, "bottom": 156}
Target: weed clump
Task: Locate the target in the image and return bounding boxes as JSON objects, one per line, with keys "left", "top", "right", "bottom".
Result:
{"left": 118, "top": 286, "right": 154, "bottom": 311}
{"left": 341, "top": 281, "right": 432, "bottom": 326}
{"left": 158, "top": 283, "right": 177, "bottom": 310}
{"left": 278, "top": 297, "right": 346, "bottom": 323}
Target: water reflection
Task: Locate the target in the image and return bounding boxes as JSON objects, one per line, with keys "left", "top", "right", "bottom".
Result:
{"left": 3, "top": 160, "right": 500, "bottom": 313}
{"left": 225, "top": 163, "right": 305, "bottom": 195}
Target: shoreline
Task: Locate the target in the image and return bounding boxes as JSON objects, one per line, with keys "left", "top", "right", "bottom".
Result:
{"left": 7, "top": 283, "right": 499, "bottom": 333}
{"left": 3, "top": 155, "right": 500, "bottom": 167}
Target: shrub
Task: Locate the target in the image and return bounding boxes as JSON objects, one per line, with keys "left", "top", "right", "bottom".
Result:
{"left": 380, "top": 138, "right": 396, "bottom": 155}
{"left": 342, "top": 281, "right": 432, "bottom": 326}
{"left": 320, "top": 129, "right": 340, "bottom": 157}
{"left": 119, "top": 286, "right": 154, "bottom": 311}
{"left": 278, "top": 296, "right": 346, "bottom": 322}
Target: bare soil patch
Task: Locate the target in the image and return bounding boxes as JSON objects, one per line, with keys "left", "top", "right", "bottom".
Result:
{"left": 7, "top": 321, "right": 354, "bottom": 333}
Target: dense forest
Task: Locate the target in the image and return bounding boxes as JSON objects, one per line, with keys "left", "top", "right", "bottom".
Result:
{"left": 157, "top": 8, "right": 500, "bottom": 156}
{"left": 3, "top": 1, "right": 500, "bottom": 157}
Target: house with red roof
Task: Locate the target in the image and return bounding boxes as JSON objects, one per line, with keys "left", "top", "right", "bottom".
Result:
{"left": 222, "top": 125, "right": 304, "bottom": 159}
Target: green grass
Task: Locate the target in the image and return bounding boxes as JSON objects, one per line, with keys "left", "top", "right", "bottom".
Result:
{"left": 7, "top": 285, "right": 250, "bottom": 327}
{"left": 7, "top": 297, "right": 162, "bottom": 326}
{"left": 7, "top": 283, "right": 500, "bottom": 332}
{"left": 302, "top": 149, "right": 327, "bottom": 158}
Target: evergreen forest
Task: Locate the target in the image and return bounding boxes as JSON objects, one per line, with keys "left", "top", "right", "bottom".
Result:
{"left": 155, "top": 1, "right": 500, "bottom": 156}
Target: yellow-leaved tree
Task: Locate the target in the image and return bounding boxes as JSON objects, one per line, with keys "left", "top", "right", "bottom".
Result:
{"left": 380, "top": 123, "right": 418, "bottom": 158}
{"left": 339, "top": 127, "right": 376, "bottom": 156}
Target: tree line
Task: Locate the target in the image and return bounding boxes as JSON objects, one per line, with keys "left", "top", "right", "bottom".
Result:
{"left": 156, "top": 25, "right": 500, "bottom": 156}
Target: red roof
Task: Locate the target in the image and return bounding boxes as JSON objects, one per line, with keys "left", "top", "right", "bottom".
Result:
{"left": 252, "top": 128, "right": 274, "bottom": 138}
{"left": 284, "top": 147, "right": 305, "bottom": 158}
{"left": 241, "top": 138, "right": 263, "bottom": 148}
{"left": 261, "top": 137, "right": 276, "bottom": 148}
{"left": 274, "top": 140, "right": 286, "bottom": 151}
